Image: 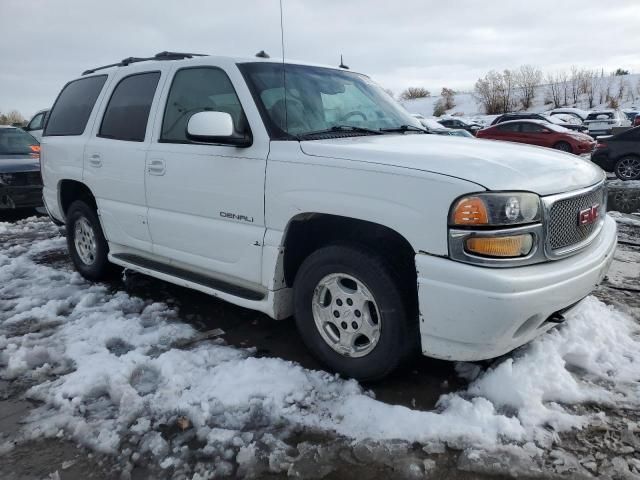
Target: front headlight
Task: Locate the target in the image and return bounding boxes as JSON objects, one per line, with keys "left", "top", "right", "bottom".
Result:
{"left": 450, "top": 192, "right": 541, "bottom": 227}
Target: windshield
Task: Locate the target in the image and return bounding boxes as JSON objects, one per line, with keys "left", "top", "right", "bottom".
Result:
{"left": 0, "top": 128, "right": 39, "bottom": 155}
{"left": 586, "top": 112, "right": 614, "bottom": 120}
{"left": 239, "top": 62, "right": 421, "bottom": 139}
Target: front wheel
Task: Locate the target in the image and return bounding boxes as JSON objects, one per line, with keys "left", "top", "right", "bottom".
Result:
{"left": 553, "top": 141, "right": 573, "bottom": 153}
{"left": 614, "top": 156, "right": 640, "bottom": 180}
{"left": 66, "top": 200, "right": 112, "bottom": 281}
{"left": 293, "top": 245, "right": 415, "bottom": 381}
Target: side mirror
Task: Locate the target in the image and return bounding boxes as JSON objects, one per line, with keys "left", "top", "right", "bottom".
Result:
{"left": 186, "top": 111, "right": 252, "bottom": 147}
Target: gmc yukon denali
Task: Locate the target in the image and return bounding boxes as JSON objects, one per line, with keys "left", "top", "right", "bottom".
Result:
{"left": 41, "top": 52, "right": 617, "bottom": 380}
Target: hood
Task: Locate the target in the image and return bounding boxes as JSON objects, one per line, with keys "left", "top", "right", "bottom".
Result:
{"left": 0, "top": 154, "right": 40, "bottom": 174}
{"left": 299, "top": 134, "right": 603, "bottom": 196}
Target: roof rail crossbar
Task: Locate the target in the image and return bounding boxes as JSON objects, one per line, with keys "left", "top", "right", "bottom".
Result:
{"left": 82, "top": 51, "right": 208, "bottom": 75}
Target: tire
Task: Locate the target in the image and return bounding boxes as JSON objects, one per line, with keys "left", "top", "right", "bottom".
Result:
{"left": 66, "top": 200, "right": 112, "bottom": 281}
{"left": 553, "top": 141, "right": 573, "bottom": 153}
{"left": 614, "top": 156, "right": 640, "bottom": 181}
{"left": 293, "top": 244, "right": 415, "bottom": 381}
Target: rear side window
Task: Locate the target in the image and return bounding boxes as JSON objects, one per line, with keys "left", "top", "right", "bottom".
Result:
{"left": 586, "top": 112, "right": 613, "bottom": 120}
{"left": 521, "top": 123, "right": 545, "bottom": 133}
{"left": 498, "top": 123, "right": 520, "bottom": 132}
{"left": 99, "top": 72, "right": 161, "bottom": 142}
{"left": 45, "top": 75, "right": 107, "bottom": 136}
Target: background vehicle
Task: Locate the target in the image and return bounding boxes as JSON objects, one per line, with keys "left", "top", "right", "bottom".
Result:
{"left": 591, "top": 126, "right": 640, "bottom": 180}
{"left": 0, "top": 126, "right": 43, "bottom": 212}
{"left": 413, "top": 117, "right": 474, "bottom": 138}
{"left": 548, "top": 107, "right": 590, "bottom": 121}
{"left": 41, "top": 52, "right": 615, "bottom": 381}
{"left": 583, "top": 109, "right": 631, "bottom": 137}
{"left": 476, "top": 119, "right": 595, "bottom": 154}
{"left": 23, "top": 109, "right": 49, "bottom": 141}
{"left": 491, "top": 112, "right": 588, "bottom": 132}
{"left": 437, "top": 117, "right": 482, "bottom": 135}
{"left": 635, "top": 115, "right": 640, "bottom": 128}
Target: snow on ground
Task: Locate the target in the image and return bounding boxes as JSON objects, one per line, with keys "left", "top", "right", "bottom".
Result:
{"left": 1, "top": 216, "right": 640, "bottom": 477}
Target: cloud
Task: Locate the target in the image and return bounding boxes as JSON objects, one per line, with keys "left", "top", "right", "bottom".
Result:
{"left": 1, "top": 0, "right": 638, "bottom": 116}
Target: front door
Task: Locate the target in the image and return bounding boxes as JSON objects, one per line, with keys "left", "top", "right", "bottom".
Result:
{"left": 145, "top": 65, "right": 268, "bottom": 285}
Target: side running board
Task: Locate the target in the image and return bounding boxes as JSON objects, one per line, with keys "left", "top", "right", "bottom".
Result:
{"left": 112, "top": 253, "right": 265, "bottom": 301}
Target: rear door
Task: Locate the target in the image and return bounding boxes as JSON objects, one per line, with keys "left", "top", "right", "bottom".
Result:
{"left": 144, "top": 62, "right": 269, "bottom": 285}
{"left": 83, "top": 70, "right": 163, "bottom": 252}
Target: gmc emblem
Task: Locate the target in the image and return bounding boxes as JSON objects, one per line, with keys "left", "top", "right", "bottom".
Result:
{"left": 578, "top": 205, "right": 599, "bottom": 226}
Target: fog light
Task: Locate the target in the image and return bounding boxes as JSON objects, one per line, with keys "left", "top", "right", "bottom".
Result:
{"left": 465, "top": 234, "right": 533, "bottom": 258}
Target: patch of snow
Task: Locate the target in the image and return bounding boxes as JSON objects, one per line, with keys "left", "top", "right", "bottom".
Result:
{"left": 609, "top": 211, "right": 640, "bottom": 227}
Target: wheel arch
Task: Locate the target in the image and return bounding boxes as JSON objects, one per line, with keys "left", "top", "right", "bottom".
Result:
{"left": 58, "top": 179, "right": 97, "bottom": 220}
{"left": 280, "top": 212, "right": 417, "bottom": 291}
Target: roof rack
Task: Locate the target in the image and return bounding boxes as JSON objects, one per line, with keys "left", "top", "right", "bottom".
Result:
{"left": 82, "top": 51, "right": 208, "bottom": 75}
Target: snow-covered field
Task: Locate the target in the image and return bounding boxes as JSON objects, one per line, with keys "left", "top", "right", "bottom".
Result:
{"left": 1, "top": 216, "right": 640, "bottom": 478}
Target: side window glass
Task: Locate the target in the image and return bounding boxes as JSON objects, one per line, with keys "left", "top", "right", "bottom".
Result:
{"left": 498, "top": 123, "right": 519, "bottom": 132}
{"left": 28, "top": 113, "right": 44, "bottom": 130}
{"left": 521, "top": 123, "right": 543, "bottom": 133}
{"left": 45, "top": 75, "right": 107, "bottom": 136}
{"left": 161, "top": 67, "right": 246, "bottom": 143}
{"left": 99, "top": 72, "right": 160, "bottom": 142}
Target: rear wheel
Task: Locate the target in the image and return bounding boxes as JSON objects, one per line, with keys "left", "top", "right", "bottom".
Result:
{"left": 614, "top": 156, "right": 640, "bottom": 180}
{"left": 293, "top": 245, "right": 415, "bottom": 381}
{"left": 66, "top": 200, "right": 112, "bottom": 281}
{"left": 553, "top": 141, "right": 573, "bottom": 153}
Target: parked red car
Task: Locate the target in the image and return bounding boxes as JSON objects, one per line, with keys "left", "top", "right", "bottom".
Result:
{"left": 634, "top": 115, "right": 640, "bottom": 127}
{"left": 476, "top": 119, "right": 595, "bottom": 154}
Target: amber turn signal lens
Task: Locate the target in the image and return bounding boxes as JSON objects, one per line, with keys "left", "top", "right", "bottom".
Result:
{"left": 452, "top": 196, "right": 489, "bottom": 225}
{"left": 30, "top": 145, "right": 41, "bottom": 153}
{"left": 465, "top": 234, "right": 533, "bottom": 258}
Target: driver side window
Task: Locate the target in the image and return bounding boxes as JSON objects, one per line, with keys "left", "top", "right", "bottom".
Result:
{"left": 161, "top": 67, "right": 247, "bottom": 143}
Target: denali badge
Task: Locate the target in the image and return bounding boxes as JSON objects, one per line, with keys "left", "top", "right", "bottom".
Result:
{"left": 578, "top": 205, "right": 599, "bottom": 226}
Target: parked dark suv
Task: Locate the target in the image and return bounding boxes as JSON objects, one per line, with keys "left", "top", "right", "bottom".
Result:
{"left": 491, "top": 113, "right": 588, "bottom": 133}
{"left": 0, "top": 126, "right": 43, "bottom": 212}
{"left": 591, "top": 126, "right": 640, "bottom": 180}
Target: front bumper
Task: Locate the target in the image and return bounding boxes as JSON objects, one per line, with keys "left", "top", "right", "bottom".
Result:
{"left": 0, "top": 185, "right": 43, "bottom": 210}
{"left": 415, "top": 214, "right": 617, "bottom": 361}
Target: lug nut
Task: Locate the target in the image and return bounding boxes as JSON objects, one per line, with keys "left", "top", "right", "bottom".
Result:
{"left": 346, "top": 298, "right": 353, "bottom": 306}
{"left": 354, "top": 310, "right": 361, "bottom": 318}
{"left": 341, "top": 321, "right": 348, "bottom": 329}
{"left": 336, "top": 299, "right": 343, "bottom": 306}
{"left": 333, "top": 310, "right": 340, "bottom": 318}
{"left": 351, "top": 321, "right": 358, "bottom": 329}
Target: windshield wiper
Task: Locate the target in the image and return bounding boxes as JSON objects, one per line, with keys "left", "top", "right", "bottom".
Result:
{"left": 379, "top": 125, "right": 427, "bottom": 134}
{"left": 297, "top": 125, "right": 384, "bottom": 138}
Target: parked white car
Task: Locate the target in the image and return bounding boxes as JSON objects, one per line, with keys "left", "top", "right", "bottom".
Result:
{"left": 583, "top": 109, "right": 631, "bottom": 137}
{"left": 41, "top": 52, "right": 617, "bottom": 380}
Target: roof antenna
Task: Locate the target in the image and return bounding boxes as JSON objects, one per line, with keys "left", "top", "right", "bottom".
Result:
{"left": 255, "top": 50, "right": 270, "bottom": 58}
{"left": 339, "top": 54, "right": 349, "bottom": 70}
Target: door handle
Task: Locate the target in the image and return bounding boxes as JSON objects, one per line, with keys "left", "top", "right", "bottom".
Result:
{"left": 147, "top": 158, "right": 166, "bottom": 176}
{"left": 88, "top": 153, "right": 102, "bottom": 167}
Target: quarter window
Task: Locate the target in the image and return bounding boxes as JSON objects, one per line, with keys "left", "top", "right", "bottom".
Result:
{"left": 161, "top": 67, "right": 246, "bottom": 143}
{"left": 45, "top": 75, "right": 107, "bottom": 136}
{"left": 99, "top": 72, "right": 161, "bottom": 142}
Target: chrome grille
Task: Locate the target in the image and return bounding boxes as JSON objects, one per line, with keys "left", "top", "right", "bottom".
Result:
{"left": 547, "top": 185, "right": 605, "bottom": 251}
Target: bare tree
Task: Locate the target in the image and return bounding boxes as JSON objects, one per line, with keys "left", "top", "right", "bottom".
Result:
{"left": 558, "top": 71, "right": 570, "bottom": 106}
{"left": 473, "top": 70, "right": 516, "bottom": 114}
{"left": 440, "top": 87, "right": 456, "bottom": 110}
{"left": 515, "top": 65, "right": 542, "bottom": 110}
{"left": 433, "top": 98, "right": 447, "bottom": 117}
{"left": 569, "top": 66, "right": 582, "bottom": 104}
{"left": 546, "top": 73, "right": 563, "bottom": 108}
{"left": 400, "top": 87, "right": 430, "bottom": 100}
{"left": 382, "top": 88, "right": 394, "bottom": 99}
{"left": 0, "top": 110, "right": 25, "bottom": 125}
{"left": 581, "top": 70, "right": 597, "bottom": 108}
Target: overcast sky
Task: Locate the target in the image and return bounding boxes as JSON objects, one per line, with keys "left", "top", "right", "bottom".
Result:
{"left": 2, "top": 0, "right": 639, "bottom": 117}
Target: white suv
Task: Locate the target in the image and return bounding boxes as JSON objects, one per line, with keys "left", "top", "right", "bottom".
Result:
{"left": 41, "top": 52, "right": 617, "bottom": 380}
